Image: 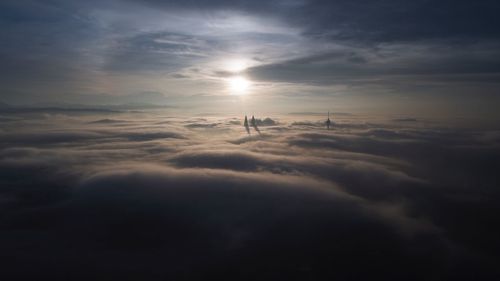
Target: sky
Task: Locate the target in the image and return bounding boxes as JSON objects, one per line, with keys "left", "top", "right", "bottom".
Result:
{"left": 1, "top": 1, "right": 500, "bottom": 280}
{"left": 1, "top": 0, "right": 500, "bottom": 117}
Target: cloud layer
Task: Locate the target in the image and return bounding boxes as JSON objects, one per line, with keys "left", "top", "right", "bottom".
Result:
{"left": 1, "top": 108, "right": 499, "bottom": 280}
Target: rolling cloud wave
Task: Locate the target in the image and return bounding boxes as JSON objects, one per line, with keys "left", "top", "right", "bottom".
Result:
{"left": 0, "top": 109, "right": 499, "bottom": 280}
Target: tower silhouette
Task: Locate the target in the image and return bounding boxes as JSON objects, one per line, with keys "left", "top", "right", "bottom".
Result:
{"left": 326, "top": 111, "right": 331, "bottom": 130}
{"left": 244, "top": 115, "right": 250, "bottom": 134}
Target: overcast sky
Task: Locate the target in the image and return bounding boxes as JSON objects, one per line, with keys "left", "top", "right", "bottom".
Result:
{"left": 1, "top": 0, "right": 500, "bottom": 116}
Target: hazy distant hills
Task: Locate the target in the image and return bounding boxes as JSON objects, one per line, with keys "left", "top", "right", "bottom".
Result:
{"left": 0, "top": 101, "right": 174, "bottom": 113}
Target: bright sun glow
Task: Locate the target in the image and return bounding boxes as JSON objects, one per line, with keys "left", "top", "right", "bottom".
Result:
{"left": 228, "top": 76, "right": 251, "bottom": 95}
{"left": 225, "top": 59, "right": 249, "bottom": 72}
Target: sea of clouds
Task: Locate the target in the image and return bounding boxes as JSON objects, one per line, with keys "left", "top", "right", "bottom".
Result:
{"left": 0, "top": 108, "right": 499, "bottom": 280}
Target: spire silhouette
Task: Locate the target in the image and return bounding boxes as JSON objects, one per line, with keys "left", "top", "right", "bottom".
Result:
{"left": 326, "top": 111, "right": 332, "bottom": 130}
{"left": 244, "top": 115, "right": 250, "bottom": 134}
{"left": 251, "top": 115, "right": 261, "bottom": 134}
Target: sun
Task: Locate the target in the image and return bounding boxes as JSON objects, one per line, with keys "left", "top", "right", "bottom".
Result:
{"left": 228, "top": 76, "right": 251, "bottom": 95}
